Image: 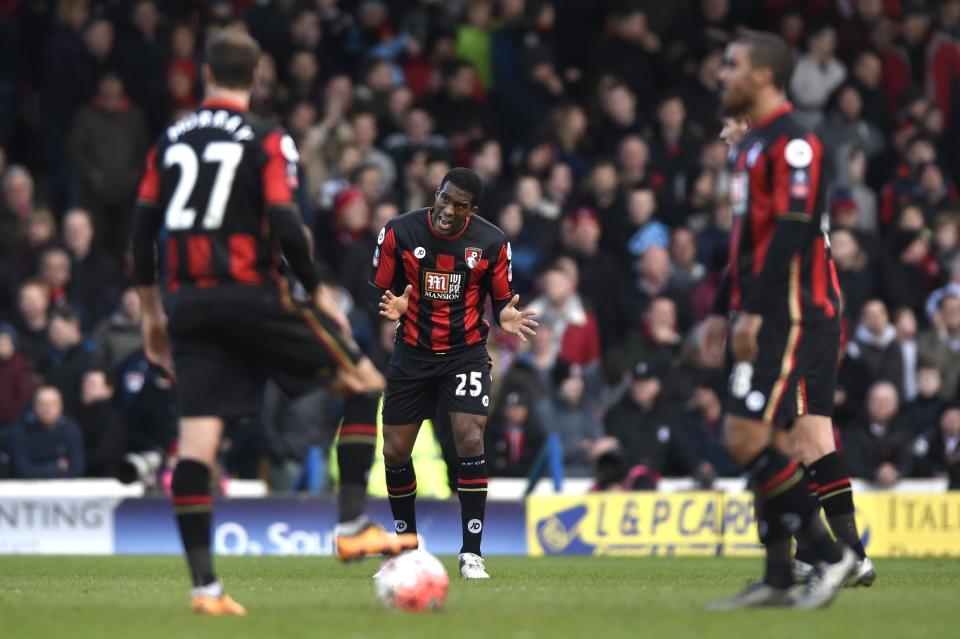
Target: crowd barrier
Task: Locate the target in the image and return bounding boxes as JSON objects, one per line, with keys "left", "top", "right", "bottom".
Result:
{"left": 1, "top": 480, "right": 956, "bottom": 557}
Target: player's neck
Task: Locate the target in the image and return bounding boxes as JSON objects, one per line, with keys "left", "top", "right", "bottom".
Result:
{"left": 203, "top": 86, "right": 251, "bottom": 111}
{"left": 748, "top": 91, "right": 788, "bottom": 128}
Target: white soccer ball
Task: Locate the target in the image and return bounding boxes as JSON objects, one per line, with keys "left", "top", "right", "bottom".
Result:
{"left": 373, "top": 549, "right": 450, "bottom": 612}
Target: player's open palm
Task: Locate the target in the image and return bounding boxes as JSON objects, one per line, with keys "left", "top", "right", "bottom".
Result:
{"left": 500, "top": 294, "right": 538, "bottom": 343}
{"left": 380, "top": 285, "right": 413, "bottom": 321}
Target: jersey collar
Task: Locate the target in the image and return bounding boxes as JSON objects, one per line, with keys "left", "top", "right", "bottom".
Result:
{"left": 752, "top": 101, "right": 793, "bottom": 130}
{"left": 426, "top": 208, "right": 472, "bottom": 240}
{"left": 201, "top": 98, "right": 248, "bottom": 112}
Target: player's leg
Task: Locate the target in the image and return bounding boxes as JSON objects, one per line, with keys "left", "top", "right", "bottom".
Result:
{"left": 441, "top": 354, "right": 493, "bottom": 578}
{"left": 450, "top": 411, "right": 490, "bottom": 578}
{"left": 382, "top": 423, "right": 423, "bottom": 536}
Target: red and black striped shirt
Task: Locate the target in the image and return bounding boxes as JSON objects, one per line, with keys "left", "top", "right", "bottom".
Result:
{"left": 725, "top": 102, "right": 842, "bottom": 327}
{"left": 370, "top": 209, "right": 514, "bottom": 354}
{"left": 133, "top": 99, "right": 302, "bottom": 293}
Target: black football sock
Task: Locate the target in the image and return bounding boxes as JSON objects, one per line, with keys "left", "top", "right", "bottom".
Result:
{"left": 793, "top": 468, "right": 819, "bottom": 565}
{"left": 385, "top": 461, "right": 417, "bottom": 534}
{"left": 749, "top": 478, "right": 792, "bottom": 589}
{"left": 171, "top": 459, "right": 217, "bottom": 588}
{"left": 747, "top": 446, "right": 842, "bottom": 566}
{"left": 457, "top": 455, "right": 488, "bottom": 556}
{"left": 810, "top": 452, "right": 866, "bottom": 559}
{"left": 336, "top": 393, "right": 379, "bottom": 524}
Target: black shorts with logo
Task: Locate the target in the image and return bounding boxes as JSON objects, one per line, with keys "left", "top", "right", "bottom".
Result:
{"left": 382, "top": 343, "right": 492, "bottom": 425}
{"left": 726, "top": 319, "right": 840, "bottom": 426}
{"left": 167, "top": 285, "right": 363, "bottom": 418}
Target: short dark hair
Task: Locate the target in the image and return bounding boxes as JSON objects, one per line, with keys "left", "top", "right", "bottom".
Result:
{"left": 440, "top": 167, "right": 484, "bottom": 206}
{"left": 205, "top": 30, "right": 261, "bottom": 89}
{"left": 736, "top": 31, "right": 793, "bottom": 91}
{"left": 50, "top": 303, "right": 80, "bottom": 325}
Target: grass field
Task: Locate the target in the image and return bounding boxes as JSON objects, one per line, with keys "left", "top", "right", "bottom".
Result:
{"left": 0, "top": 556, "right": 957, "bottom": 639}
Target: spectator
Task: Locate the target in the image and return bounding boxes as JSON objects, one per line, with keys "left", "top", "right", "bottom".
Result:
{"left": 13, "top": 279, "right": 52, "bottom": 369}
{"left": 924, "top": 256, "right": 960, "bottom": 323}
{"left": 114, "top": 351, "right": 177, "bottom": 458}
{"left": 0, "top": 323, "right": 34, "bottom": 429}
{"left": 911, "top": 404, "right": 960, "bottom": 485}
{"left": 485, "top": 388, "right": 546, "bottom": 478}
{"left": 0, "top": 165, "right": 33, "bottom": 259}
{"left": 93, "top": 286, "right": 143, "bottom": 375}
{"left": 623, "top": 296, "right": 682, "bottom": 377}
{"left": 678, "top": 370, "right": 739, "bottom": 477}
{"left": 76, "top": 368, "right": 125, "bottom": 478}
{"left": 592, "top": 80, "right": 644, "bottom": 155}
{"left": 634, "top": 245, "right": 692, "bottom": 332}
{"left": 67, "top": 71, "right": 150, "bottom": 257}
{"left": 603, "top": 360, "right": 704, "bottom": 481}
{"left": 918, "top": 294, "right": 960, "bottom": 400}
{"left": 9, "top": 385, "right": 85, "bottom": 478}
{"left": 669, "top": 227, "right": 705, "bottom": 292}
{"left": 832, "top": 228, "right": 875, "bottom": 323}
{"left": 648, "top": 92, "right": 698, "bottom": 224}
{"left": 536, "top": 360, "right": 602, "bottom": 477}
{"left": 62, "top": 208, "right": 120, "bottom": 323}
{"left": 842, "top": 381, "right": 915, "bottom": 487}
{"left": 790, "top": 22, "right": 846, "bottom": 125}
{"left": 526, "top": 262, "right": 601, "bottom": 368}
{"left": 816, "top": 84, "right": 885, "bottom": 184}
{"left": 38, "top": 304, "right": 98, "bottom": 420}
{"left": 847, "top": 299, "right": 905, "bottom": 395}
{"left": 907, "top": 365, "right": 945, "bottom": 435}
{"left": 623, "top": 184, "right": 669, "bottom": 271}
{"left": 894, "top": 307, "right": 920, "bottom": 403}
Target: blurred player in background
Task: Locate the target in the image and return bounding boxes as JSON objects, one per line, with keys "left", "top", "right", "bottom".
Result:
{"left": 706, "top": 32, "right": 857, "bottom": 609}
{"left": 712, "top": 113, "right": 875, "bottom": 588}
{"left": 131, "top": 30, "right": 413, "bottom": 616}
{"left": 371, "top": 167, "right": 537, "bottom": 579}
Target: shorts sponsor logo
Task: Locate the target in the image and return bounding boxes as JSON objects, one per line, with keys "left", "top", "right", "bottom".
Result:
{"left": 465, "top": 247, "right": 482, "bottom": 269}
{"left": 414, "top": 246, "right": 426, "bottom": 259}
{"left": 421, "top": 270, "right": 465, "bottom": 301}
{"left": 746, "top": 390, "right": 766, "bottom": 412}
{"left": 482, "top": 395, "right": 489, "bottom": 407}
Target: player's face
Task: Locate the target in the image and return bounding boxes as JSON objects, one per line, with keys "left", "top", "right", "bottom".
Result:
{"left": 718, "top": 43, "right": 754, "bottom": 117}
{"left": 431, "top": 182, "right": 476, "bottom": 235}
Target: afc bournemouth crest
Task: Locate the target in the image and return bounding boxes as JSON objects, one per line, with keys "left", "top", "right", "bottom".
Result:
{"left": 465, "top": 247, "right": 482, "bottom": 269}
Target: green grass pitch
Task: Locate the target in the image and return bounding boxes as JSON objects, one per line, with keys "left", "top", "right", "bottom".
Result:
{"left": 0, "top": 556, "right": 957, "bottom": 639}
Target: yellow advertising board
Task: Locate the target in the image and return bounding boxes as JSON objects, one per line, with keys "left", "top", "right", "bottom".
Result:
{"left": 527, "top": 492, "right": 960, "bottom": 558}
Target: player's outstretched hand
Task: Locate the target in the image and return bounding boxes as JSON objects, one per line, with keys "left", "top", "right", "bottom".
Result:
{"left": 499, "top": 294, "right": 538, "bottom": 343}
{"left": 380, "top": 285, "right": 412, "bottom": 321}
{"left": 143, "top": 313, "right": 175, "bottom": 380}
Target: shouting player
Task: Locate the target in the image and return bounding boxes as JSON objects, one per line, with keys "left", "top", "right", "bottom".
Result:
{"left": 711, "top": 114, "right": 875, "bottom": 587}
{"left": 131, "top": 31, "right": 414, "bottom": 616}
{"left": 707, "top": 32, "right": 857, "bottom": 609}
{"left": 371, "top": 167, "right": 537, "bottom": 579}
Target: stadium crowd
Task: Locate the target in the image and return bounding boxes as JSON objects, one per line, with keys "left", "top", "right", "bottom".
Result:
{"left": 0, "top": 0, "right": 959, "bottom": 490}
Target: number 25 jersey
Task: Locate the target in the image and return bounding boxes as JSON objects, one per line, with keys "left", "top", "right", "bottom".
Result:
{"left": 370, "top": 209, "right": 514, "bottom": 355}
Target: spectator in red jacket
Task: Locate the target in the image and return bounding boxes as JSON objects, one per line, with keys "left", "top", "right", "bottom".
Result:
{"left": 0, "top": 323, "right": 34, "bottom": 429}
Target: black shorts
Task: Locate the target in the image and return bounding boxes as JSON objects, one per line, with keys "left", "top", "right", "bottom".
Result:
{"left": 167, "top": 286, "right": 363, "bottom": 418}
{"left": 381, "top": 343, "right": 492, "bottom": 425}
{"left": 726, "top": 320, "right": 839, "bottom": 425}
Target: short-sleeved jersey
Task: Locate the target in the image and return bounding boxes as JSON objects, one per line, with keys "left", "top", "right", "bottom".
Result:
{"left": 136, "top": 99, "right": 298, "bottom": 293}
{"left": 371, "top": 209, "right": 514, "bottom": 355}
{"left": 726, "top": 102, "right": 842, "bottom": 326}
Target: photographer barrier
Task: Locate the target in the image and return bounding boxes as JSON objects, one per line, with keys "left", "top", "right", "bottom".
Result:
{"left": 526, "top": 492, "right": 960, "bottom": 557}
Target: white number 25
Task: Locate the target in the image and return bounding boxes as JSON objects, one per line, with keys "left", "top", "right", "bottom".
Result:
{"left": 454, "top": 372, "right": 483, "bottom": 397}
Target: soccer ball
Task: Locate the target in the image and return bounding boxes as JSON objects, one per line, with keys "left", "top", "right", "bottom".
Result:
{"left": 373, "top": 549, "right": 450, "bottom": 611}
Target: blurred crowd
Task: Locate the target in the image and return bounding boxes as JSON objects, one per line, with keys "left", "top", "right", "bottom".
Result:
{"left": 1, "top": 0, "right": 959, "bottom": 490}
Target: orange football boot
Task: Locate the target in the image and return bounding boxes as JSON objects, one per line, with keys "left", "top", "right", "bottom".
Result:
{"left": 190, "top": 593, "right": 247, "bottom": 616}
{"left": 336, "top": 522, "right": 418, "bottom": 561}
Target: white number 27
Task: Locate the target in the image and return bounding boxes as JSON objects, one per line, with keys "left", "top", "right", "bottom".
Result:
{"left": 164, "top": 141, "right": 243, "bottom": 230}
{"left": 455, "top": 372, "right": 483, "bottom": 397}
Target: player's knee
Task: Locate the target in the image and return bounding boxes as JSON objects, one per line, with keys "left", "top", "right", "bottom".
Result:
{"left": 723, "top": 417, "right": 768, "bottom": 466}
{"left": 454, "top": 425, "right": 484, "bottom": 456}
{"left": 792, "top": 416, "right": 835, "bottom": 464}
{"left": 382, "top": 434, "right": 413, "bottom": 466}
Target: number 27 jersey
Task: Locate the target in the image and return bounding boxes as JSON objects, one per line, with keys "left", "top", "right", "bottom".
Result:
{"left": 136, "top": 99, "right": 299, "bottom": 292}
{"left": 371, "top": 209, "right": 514, "bottom": 355}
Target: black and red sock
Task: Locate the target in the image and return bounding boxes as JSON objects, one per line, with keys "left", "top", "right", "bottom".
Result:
{"left": 457, "top": 455, "right": 488, "bottom": 556}
{"left": 810, "top": 452, "right": 866, "bottom": 559}
{"left": 385, "top": 461, "right": 417, "bottom": 535}
{"left": 171, "top": 459, "right": 216, "bottom": 587}
{"left": 336, "top": 393, "right": 379, "bottom": 524}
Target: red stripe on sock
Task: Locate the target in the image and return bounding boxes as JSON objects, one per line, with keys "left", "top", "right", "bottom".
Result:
{"left": 173, "top": 495, "right": 212, "bottom": 506}
{"left": 458, "top": 478, "right": 488, "bottom": 485}
{"left": 760, "top": 462, "right": 799, "bottom": 494}
{"left": 387, "top": 481, "right": 417, "bottom": 493}
{"left": 816, "top": 478, "right": 852, "bottom": 495}
{"left": 340, "top": 424, "right": 377, "bottom": 436}
{"left": 806, "top": 483, "right": 819, "bottom": 491}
